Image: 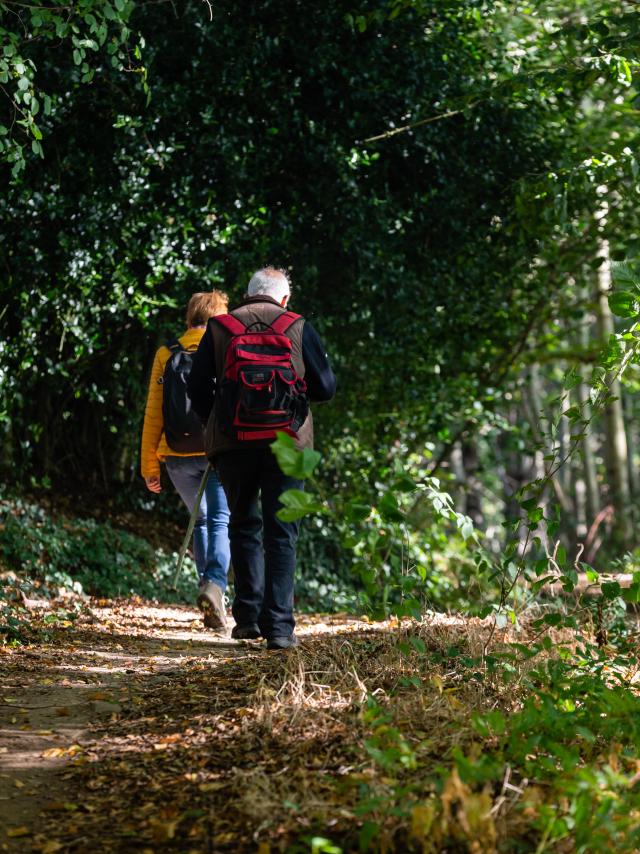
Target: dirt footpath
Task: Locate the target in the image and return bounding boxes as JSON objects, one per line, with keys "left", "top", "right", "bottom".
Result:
{"left": 0, "top": 603, "right": 255, "bottom": 851}
{"left": 0, "top": 602, "right": 375, "bottom": 853}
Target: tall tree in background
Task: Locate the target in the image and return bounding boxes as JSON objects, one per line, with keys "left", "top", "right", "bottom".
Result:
{"left": 597, "top": 240, "right": 632, "bottom": 546}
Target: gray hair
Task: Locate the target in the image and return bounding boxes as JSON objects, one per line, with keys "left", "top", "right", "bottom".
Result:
{"left": 247, "top": 267, "right": 291, "bottom": 303}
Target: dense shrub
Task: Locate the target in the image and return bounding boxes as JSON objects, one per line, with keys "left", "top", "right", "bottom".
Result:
{"left": 0, "top": 494, "right": 197, "bottom": 602}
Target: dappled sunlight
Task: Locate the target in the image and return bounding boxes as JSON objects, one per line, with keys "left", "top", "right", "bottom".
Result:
{"left": 3, "top": 597, "right": 640, "bottom": 850}
{"left": 1, "top": 599, "right": 509, "bottom": 851}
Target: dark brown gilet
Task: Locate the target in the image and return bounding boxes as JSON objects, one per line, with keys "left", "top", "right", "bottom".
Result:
{"left": 204, "top": 297, "right": 314, "bottom": 459}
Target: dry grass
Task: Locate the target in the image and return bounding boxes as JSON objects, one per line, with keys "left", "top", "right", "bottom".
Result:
{"left": 2, "top": 604, "right": 623, "bottom": 853}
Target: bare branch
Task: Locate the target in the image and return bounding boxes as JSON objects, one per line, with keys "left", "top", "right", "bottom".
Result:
{"left": 362, "top": 100, "right": 481, "bottom": 144}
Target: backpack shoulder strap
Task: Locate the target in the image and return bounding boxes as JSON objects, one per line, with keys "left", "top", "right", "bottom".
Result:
{"left": 213, "top": 314, "right": 246, "bottom": 336}
{"left": 270, "top": 311, "right": 302, "bottom": 335}
{"left": 165, "top": 338, "right": 182, "bottom": 352}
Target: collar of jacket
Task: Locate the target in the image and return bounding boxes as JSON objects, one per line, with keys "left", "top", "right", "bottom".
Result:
{"left": 236, "top": 294, "right": 284, "bottom": 309}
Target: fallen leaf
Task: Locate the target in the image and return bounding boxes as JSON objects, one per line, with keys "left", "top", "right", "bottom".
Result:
{"left": 411, "top": 802, "right": 437, "bottom": 841}
{"left": 198, "top": 782, "right": 225, "bottom": 792}
{"left": 431, "top": 675, "right": 444, "bottom": 693}
{"left": 42, "top": 748, "right": 65, "bottom": 759}
{"left": 42, "top": 802, "right": 67, "bottom": 812}
{"left": 7, "top": 827, "right": 30, "bottom": 838}
{"left": 149, "top": 818, "right": 179, "bottom": 843}
{"left": 158, "top": 733, "right": 182, "bottom": 744}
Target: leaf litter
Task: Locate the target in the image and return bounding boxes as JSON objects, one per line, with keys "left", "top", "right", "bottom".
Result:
{"left": 1, "top": 600, "right": 633, "bottom": 852}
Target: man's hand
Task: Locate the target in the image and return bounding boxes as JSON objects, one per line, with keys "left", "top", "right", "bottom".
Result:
{"left": 145, "top": 476, "right": 162, "bottom": 493}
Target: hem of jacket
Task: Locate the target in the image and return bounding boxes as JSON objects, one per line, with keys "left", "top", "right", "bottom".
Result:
{"left": 207, "top": 436, "right": 313, "bottom": 460}
{"left": 141, "top": 449, "right": 206, "bottom": 479}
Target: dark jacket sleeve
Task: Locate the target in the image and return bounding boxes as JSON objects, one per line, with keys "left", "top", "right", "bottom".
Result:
{"left": 302, "top": 322, "right": 337, "bottom": 403}
{"left": 187, "top": 322, "right": 217, "bottom": 423}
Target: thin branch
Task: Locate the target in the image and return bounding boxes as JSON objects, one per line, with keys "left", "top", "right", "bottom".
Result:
{"left": 362, "top": 100, "right": 481, "bottom": 144}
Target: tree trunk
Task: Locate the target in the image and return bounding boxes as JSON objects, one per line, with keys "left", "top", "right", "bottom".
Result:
{"left": 597, "top": 240, "right": 632, "bottom": 548}
{"left": 449, "top": 442, "right": 467, "bottom": 514}
{"left": 624, "top": 391, "right": 638, "bottom": 500}
{"left": 575, "top": 287, "right": 600, "bottom": 532}
{"left": 525, "top": 364, "right": 572, "bottom": 516}
{"left": 499, "top": 403, "right": 538, "bottom": 553}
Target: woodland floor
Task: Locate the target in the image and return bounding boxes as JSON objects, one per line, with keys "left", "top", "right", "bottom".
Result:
{"left": 1, "top": 602, "right": 448, "bottom": 854}
{"left": 0, "top": 599, "right": 593, "bottom": 854}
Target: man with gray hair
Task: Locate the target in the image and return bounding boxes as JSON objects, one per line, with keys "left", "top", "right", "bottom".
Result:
{"left": 187, "top": 267, "right": 336, "bottom": 649}
{"left": 246, "top": 267, "right": 292, "bottom": 303}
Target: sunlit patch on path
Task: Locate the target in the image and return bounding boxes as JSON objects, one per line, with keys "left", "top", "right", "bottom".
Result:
{"left": 0, "top": 601, "right": 502, "bottom": 852}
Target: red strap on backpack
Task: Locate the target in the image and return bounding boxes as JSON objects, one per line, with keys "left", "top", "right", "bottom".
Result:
{"left": 213, "top": 314, "right": 246, "bottom": 336}
{"left": 214, "top": 310, "right": 301, "bottom": 337}
{"left": 270, "top": 311, "right": 302, "bottom": 334}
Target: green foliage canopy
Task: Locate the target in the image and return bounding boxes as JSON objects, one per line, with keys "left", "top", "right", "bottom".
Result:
{"left": 1, "top": 0, "right": 639, "bottom": 487}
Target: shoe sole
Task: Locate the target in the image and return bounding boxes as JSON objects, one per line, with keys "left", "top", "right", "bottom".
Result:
{"left": 198, "top": 597, "right": 227, "bottom": 630}
{"left": 196, "top": 591, "right": 212, "bottom": 611}
{"left": 231, "top": 628, "right": 262, "bottom": 640}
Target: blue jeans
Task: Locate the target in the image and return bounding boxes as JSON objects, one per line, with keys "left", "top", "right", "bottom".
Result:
{"left": 216, "top": 448, "right": 303, "bottom": 639}
{"left": 165, "top": 455, "right": 230, "bottom": 590}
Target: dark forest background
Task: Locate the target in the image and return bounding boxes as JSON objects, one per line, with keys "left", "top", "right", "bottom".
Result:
{"left": 2, "top": 0, "right": 640, "bottom": 611}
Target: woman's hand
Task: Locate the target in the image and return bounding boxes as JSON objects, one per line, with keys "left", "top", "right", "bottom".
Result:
{"left": 145, "top": 476, "right": 162, "bottom": 493}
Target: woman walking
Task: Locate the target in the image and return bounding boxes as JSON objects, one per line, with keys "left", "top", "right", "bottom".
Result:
{"left": 140, "top": 290, "right": 230, "bottom": 630}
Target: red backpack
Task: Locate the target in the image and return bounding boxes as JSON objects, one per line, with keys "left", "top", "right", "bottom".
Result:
{"left": 214, "top": 311, "right": 309, "bottom": 442}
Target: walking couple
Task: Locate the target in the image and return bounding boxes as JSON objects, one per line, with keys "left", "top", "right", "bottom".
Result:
{"left": 140, "top": 268, "right": 336, "bottom": 649}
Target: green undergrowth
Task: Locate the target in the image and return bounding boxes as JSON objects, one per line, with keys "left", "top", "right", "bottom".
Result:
{"left": 353, "top": 638, "right": 640, "bottom": 852}
{"left": 267, "top": 624, "right": 640, "bottom": 853}
{"left": 0, "top": 492, "right": 198, "bottom": 641}
{"left": 0, "top": 490, "right": 357, "bottom": 642}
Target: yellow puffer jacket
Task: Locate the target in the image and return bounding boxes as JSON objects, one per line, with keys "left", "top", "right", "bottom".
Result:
{"left": 140, "top": 328, "right": 205, "bottom": 479}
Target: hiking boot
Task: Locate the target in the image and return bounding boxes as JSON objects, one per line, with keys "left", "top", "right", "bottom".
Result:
{"left": 197, "top": 582, "right": 227, "bottom": 631}
{"left": 266, "top": 634, "right": 299, "bottom": 650}
{"left": 231, "top": 624, "right": 261, "bottom": 640}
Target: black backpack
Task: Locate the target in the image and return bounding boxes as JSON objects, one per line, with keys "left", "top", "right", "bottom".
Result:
{"left": 161, "top": 340, "right": 204, "bottom": 454}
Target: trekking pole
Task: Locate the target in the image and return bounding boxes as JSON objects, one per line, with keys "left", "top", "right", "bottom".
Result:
{"left": 171, "top": 462, "right": 212, "bottom": 590}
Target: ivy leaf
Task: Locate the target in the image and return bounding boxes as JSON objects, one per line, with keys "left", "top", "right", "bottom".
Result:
{"left": 601, "top": 581, "right": 622, "bottom": 600}
{"left": 394, "top": 475, "right": 417, "bottom": 493}
{"left": 271, "top": 431, "right": 321, "bottom": 480}
{"left": 379, "top": 491, "right": 404, "bottom": 522}
{"left": 608, "top": 290, "right": 639, "bottom": 318}
{"left": 344, "top": 501, "right": 370, "bottom": 522}
{"left": 563, "top": 368, "right": 581, "bottom": 390}
{"left": 276, "top": 489, "right": 324, "bottom": 522}
{"left": 622, "top": 583, "right": 640, "bottom": 603}
{"left": 611, "top": 260, "right": 639, "bottom": 288}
